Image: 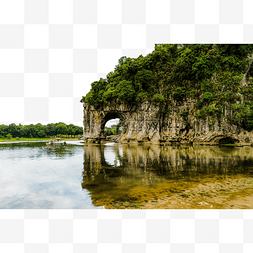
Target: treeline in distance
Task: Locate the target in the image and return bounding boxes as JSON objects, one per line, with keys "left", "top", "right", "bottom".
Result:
{"left": 0, "top": 122, "right": 83, "bottom": 139}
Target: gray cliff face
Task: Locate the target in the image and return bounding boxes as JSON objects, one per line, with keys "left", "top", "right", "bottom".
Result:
{"left": 82, "top": 100, "right": 253, "bottom": 145}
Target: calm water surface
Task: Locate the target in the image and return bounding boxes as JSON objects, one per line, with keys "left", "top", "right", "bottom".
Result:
{"left": 1, "top": 142, "right": 253, "bottom": 208}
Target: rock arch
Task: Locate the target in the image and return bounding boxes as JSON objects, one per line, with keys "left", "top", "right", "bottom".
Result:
{"left": 101, "top": 111, "right": 125, "bottom": 137}
{"left": 82, "top": 102, "right": 132, "bottom": 142}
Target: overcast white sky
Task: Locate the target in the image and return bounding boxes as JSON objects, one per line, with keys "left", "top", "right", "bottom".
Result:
{"left": 105, "top": 118, "right": 120, "bottom": 127}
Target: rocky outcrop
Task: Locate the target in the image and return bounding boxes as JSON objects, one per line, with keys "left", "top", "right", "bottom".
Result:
{"left": 82, "top": 100, "right": 253, "bottom": 145}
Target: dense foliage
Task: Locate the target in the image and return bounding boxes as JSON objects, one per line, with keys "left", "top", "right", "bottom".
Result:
{"left": 81, "top": 44, "right": 253, "bottom": 130}
{"left": 0, "top": 123, "right": 83, "bottom": 139}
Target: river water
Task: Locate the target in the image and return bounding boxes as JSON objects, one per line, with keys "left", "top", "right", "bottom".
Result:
{"left": 0, "top": 142, "right": 253, "bottom": 209}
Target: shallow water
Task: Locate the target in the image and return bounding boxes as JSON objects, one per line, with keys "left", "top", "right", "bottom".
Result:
{"left": 0, "top": 142, "right": 96, "bottom": 209}
{"left": 0, "top": 142, "right": 253, "bottom": 208}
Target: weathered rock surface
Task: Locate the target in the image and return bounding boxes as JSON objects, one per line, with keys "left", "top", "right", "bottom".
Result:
{"left": 82, "top": 100, "right": 253, "bottom": 145}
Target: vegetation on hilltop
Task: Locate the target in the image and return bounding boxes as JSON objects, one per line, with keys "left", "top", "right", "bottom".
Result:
{"left": 81, "top": 44, "right": 253, "bottom": 131}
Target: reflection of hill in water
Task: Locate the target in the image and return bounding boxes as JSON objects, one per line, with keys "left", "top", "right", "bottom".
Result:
{"left": 82, "top": 144, "right": 253, "bottom": 207}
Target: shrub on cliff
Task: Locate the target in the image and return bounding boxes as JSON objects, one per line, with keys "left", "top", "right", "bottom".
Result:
{"left": 172, "top": 87, "right": 186, "bottom": 101}
{"left": 153, "top": 94, "right": 165, "bottom": 104}
{"left": 202, "top": 92, "right": 214, "bottom": 103}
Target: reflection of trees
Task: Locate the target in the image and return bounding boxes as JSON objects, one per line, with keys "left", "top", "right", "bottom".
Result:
{"left": 82, "top": 144, "right": 253, "bottom": 182}
{"left": 2, "top": 142, "right": 76, "bottom": 159}
{"left": 44, "top": 143, "right": 75, "bottom": 158}
{"left": 82, "top": 144, "right": 253, "bottom": 206}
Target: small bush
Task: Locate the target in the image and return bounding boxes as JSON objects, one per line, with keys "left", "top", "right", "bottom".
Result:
{"left": 178, "top": 110, "right": 189, "bottom": 117}
{"left": 189, "top": 89, "right": 198, "bottom": 98}
{"left": 172, "top": 87, "right": 186, "bottom": 101}
{"left": 196, "top": 110, "right": 206, "bottom": 119}
{"left": 153, "top": 94, "right": 165, "bottom": 103}
{"left": 202, "top": 92, "right": 214, "bottom": 103}
{"left": 205, "top": 104, "right": 219, "bottom": 115}
{"left": 195, "top": 101, "right": 203, "bottom": 109}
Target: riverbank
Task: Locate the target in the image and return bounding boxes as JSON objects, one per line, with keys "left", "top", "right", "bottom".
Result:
{"left": 105, "top": 177, "right": 253, "bottom": 209}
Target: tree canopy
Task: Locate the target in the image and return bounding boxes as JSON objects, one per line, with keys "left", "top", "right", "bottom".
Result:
{"left": 81, "top": 44, "right": 253, "bottom": 131}
{"left": 0, "top": 122, "right": 83, "bottom": 139}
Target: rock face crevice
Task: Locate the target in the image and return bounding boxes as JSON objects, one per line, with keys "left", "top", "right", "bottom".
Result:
{"left": 82, "top": 100, "right": 253, "bottom": 145}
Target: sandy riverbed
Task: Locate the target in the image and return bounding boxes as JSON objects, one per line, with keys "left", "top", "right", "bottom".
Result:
{"left": 105, "top": 177, "right": 253, "bottom": 209}
{"left": 142, "top": 178, "right": 253, "bottom": 209}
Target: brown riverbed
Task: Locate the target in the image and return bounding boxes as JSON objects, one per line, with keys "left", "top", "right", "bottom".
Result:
{"left": 142, "top": 177, "right": 253, "bottom": 209}
{"left": 103, "top": 176, "right": 253, "bottom": 209}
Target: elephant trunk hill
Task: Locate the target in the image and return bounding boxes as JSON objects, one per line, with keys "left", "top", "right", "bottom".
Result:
{"left": 81, "top": 44, "right": 253, "bottom": 146}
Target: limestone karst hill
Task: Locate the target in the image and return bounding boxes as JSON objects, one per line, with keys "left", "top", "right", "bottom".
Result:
{"left": 81, "top": 44, "right": 253, "bottom": 145}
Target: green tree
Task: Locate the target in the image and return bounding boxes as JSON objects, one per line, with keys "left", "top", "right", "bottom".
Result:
{"left": 67, "top": 124, "right": 75, "bottom": 135}
{"left": 115, "top": 80, "right": 136, "bottom": 103}
{"left": 8, "top": 123, "right": 19, "bottom": 138}
{"left": 104, "top": 127, "right": 113, "bottom": 136}
{"left": 37, "top": 130, "right": 46, "bottom": 138}
{"left": 20, "top": 125, "right": 29, "bottom": 137}
{"left": 45, "top": 123, "right": 56, "bottom": 136}
{"left": 6, "top": 133, "right": 12, "bottom": 139}
{"left": 0, "top": 124, "right": 8, "bottom": 137}
{"left": 27, "top": 124, "right": 37, "bottom": 138}
{"left": 56, "top": 123, "right": 68, "bottom": 135}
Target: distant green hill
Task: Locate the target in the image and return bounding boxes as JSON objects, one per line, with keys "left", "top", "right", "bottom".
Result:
{"left": 81, "top": 44, "right": 253, "bottom": 131}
